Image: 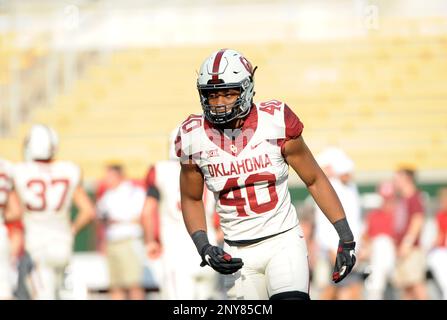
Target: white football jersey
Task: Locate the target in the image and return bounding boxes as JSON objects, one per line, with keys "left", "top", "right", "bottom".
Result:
{"left": 177, "top": 100, "right": 304, "bottom": 242}
{"left": 146, "top": 160, "right": 217, "bottom": 250}
{"left": 0, "top": 158, "right": 14, "bottom": 225}
{"left": 12, "top": 160, "right": 81, "bottom": 253}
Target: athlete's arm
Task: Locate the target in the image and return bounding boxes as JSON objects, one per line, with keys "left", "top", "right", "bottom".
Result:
{"left": 180, "top": 162, "right": 243, "bottom": 274}
{"left": 141, "top": 165, "right": 161, "bottom": 243}
{"left": 141, "top": 196, "right": 162, "bottom": 259}
{"left": 284, "top": 136, "right": 356, "bottom": 283}
{"left": 141, "top": 197, "right": 159, "bottom": 241}
{"left": 72, "top": 185, "right": 95, "bottom": 235}
{"left": 283, "top": 136, "right": 347, "bottom": 224}
{"left": 180, "top": 162, "right": 207, "bottom": 234}
{"left": 4, "top": 190, "right": 23, "bottom": 222}
{"left": 398, "top": 213, "right": 424, "bottom": 257}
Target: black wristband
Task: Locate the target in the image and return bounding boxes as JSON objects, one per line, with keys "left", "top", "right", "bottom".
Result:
{"left": 191, "top": 230, "right": 210, "bottom": 256}
{"left": 333, "top": 218, "right": 354, "bottom": 242}
{"left": 146, "top": 186, "right": 160, "bottom": 200}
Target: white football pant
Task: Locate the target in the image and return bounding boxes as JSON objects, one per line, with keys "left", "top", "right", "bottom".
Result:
{"left": 161, "top": 246, "right": 219, "bottom": 300}
{"left": 223, "top": 225, "right": 309, "bottom": 300}
{"left": 427, "top": 248, "right": 447, "bottom": 300}
{"left": 27, "top": 239, "right": 72, "bottom": 300}
{"left": 364, "top": 235, "right": 396, "bottom": 300}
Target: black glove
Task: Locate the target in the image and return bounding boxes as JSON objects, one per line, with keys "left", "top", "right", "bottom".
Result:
{"left": 200, "top": 244, "right": 243, "bottom": 275}
{"left": 332, "top": 240, "right": 356, "bottom": 283}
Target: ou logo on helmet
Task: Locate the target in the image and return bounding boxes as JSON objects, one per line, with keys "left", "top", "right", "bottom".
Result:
{"left": 239, "top": 56, "right": 253, "bottom": 75}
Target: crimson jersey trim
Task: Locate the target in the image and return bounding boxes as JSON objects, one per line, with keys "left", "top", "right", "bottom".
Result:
{"left": 280, "top": 104, "right": 304, "bottom": 155}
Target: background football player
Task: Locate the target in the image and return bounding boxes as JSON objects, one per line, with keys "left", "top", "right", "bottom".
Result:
{"left": 142, "top": 127, "right": 221, "bottom": 299}
{"left": 7, "top": 124, "right": 95, "bottom": 300}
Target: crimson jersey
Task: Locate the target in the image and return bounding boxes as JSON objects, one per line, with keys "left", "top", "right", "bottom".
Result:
{"left": 365, "top": 209, "right": 395, "bottom": 239}
{"left": 176, "top": 100, "right": 304, "bottom": 242}
{"left": 395, "top": 191, "right": 425, "bottom": 246}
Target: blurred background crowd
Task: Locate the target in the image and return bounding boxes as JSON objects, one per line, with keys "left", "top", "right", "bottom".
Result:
{"left": 0, "top": 0, "right": 446, "bottom": 299}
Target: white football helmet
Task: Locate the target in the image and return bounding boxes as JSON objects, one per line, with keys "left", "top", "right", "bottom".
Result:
{"left": 316, "top": 147, "right": 354, "bottom": 176}
{"left": 24, "top": 124, "right": 59, "bottom": 161}
{"left": 197, "top": 49, "right": 256, "bottom": 124}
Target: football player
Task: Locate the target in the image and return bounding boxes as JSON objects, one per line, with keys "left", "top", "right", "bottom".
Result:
{"left": 177, "top": 49, "right": 357, "bottom": 300}
{"left": 142, "top": 127, "right": 220, "bottom": 299}
{"left": 8, "top": 124, "right": 95, "bottom": 299}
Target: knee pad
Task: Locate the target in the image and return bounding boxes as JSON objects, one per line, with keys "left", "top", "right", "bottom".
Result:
{"left": 269, "top": 290, "right": 310, "bottom": 300}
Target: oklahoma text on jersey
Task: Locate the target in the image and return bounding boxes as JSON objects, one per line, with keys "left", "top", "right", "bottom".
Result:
{"left": 176, "top": 100, "right": 304, "bottom": 242}
{"left": 208, "top": 154, "right": 273, "bottom": 178}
